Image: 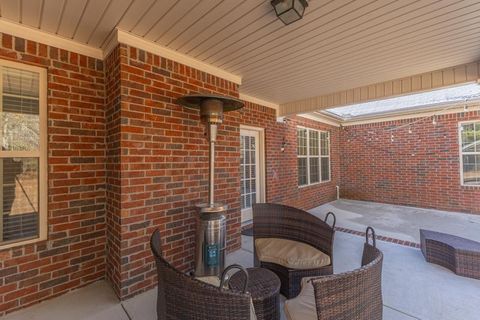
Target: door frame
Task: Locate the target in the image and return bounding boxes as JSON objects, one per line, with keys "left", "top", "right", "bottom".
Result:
{"left": 240, "top": 125, "right": 266, "bottom": 223}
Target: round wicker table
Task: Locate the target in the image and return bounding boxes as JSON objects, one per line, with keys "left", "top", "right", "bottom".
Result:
{"left": 229, "top": 267, "right": 281, "bottom": 320}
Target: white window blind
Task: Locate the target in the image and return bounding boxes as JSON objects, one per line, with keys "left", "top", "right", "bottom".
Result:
{"left": 0, "top": 60, "right": 47, "bottom": 249}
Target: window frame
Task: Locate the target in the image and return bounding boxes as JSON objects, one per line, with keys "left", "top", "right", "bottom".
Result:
{"left": 459, "top": 120, "right": 480, "bottom": 187}
{"left": 297, "top": 126, "right": 331, "bottom": 187}
{"left": 0, "top": 59, "right": 48, "bottom": 250}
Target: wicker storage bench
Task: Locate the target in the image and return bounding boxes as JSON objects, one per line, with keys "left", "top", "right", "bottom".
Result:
{"left": 420, "top": 229, "right": 480, "bottom": 280}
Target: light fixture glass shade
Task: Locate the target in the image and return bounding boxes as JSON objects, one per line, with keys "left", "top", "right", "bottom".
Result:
{"left": 271, "top": 0, "right": 308, "bottom": 25}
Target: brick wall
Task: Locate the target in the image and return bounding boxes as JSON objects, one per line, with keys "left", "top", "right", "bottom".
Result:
{"left": 109, "top": 44, "right": 242, "bottom": 299}
{"left": 265, "top": 115, "right": 340, "bottom": 209}
{"left": 108, "top": 45, "right": 342, "bottom": 299}
{"left": 340, "top": 111, "right": 480, "bottom": 214}
{"left": 0, "top": 33, "right": 106, "bottom": 314}
{"left": 0, "top": 33, "right": 342, "bottom": 315}
{"left": 104, "top": 46, "right": 122, "bottom": 296}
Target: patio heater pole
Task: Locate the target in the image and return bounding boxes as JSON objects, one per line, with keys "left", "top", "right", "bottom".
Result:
{"left": 175, "top": 94, "right": 244, "bottom": 277}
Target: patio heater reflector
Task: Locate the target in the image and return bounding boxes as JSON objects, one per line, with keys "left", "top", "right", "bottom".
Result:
{"left": 175, "top": 94, "right": 244, "bottom": 277}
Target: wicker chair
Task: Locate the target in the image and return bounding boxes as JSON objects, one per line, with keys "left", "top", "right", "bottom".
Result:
{"left": 313, "top": 226, "right": 383, "bottom": 319}
{"left": 252, "top": 203, "right": 336, "bottom": 298}
{"left": 284, "top": 227, "right": 384, "bottom": 320}
{"left": 150, "top": 229, "right": 253, "bottom": 320}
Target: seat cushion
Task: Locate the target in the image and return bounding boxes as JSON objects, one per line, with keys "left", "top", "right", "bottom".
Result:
{"left": 196, "top": 275, "right": 257, "bottom": 320}
{"left": 284, "top": 278, "right": 317, "bottom": 320}
{"left": 255, "top": 238, "right": 331, "bottom": 270}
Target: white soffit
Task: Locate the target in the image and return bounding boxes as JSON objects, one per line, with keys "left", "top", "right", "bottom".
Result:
{"left": 0, "top": 18, "right": 103, "bottom": 59}
{"left": 2, "top": 0, "right": 480, "bottom": 105}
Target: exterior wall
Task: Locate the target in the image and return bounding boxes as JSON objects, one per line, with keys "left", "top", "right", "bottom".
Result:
{"left": 0, "top": 33, "right": 106, "bottom": 314}
{"left": 104, "top": 46, "right": 122, "bottom": 296}
{"left": 111, "top": 44, "right": 242, "bottom": 299}
{"left": 110, "top": 46, "right": 342, "bottom": 299}
{"left": 340, "top": 110, "right": 480, "bottom": 214}
{"left": 237, "top": 104, "right": 341, "bottom": 210}
{"left": 262, "top": 114, "right": 340, "bottom": 209}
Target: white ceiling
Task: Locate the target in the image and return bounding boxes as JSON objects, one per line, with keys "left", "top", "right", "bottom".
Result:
{"left": 1, "top": 0, "right": 480, "bottom": 105}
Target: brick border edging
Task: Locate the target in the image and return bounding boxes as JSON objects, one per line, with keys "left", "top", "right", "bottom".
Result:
{"left": 240, "top": 224, "right": 421, "bottom": 249}
{"left": 335, "top": 227, "right": 421, "bottom": 248}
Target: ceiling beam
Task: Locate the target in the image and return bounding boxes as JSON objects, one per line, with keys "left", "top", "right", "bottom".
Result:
{"left": 279, "top": 61, "right": 480, "bottom": 116}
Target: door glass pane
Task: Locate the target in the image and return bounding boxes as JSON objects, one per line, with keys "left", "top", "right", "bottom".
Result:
{"left": 240, "top": 133, "right": 258, "bottom": 210}
{"left": 1, "top": 158, "right": 39, "bottom": 244}
{"left": 2, "top": 67, "right": 40, "bottom": 151}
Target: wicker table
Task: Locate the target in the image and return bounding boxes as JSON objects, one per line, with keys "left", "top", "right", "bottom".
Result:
{"left": 229, "top": 267, "right": 281, "bottom": 320}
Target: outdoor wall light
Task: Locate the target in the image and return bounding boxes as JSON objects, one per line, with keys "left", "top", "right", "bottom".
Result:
{"left": 271, "top": 0, "right": 308, "bottom": 25}
{"left": 281, "top": 138, "right": 287, "bottom": 152}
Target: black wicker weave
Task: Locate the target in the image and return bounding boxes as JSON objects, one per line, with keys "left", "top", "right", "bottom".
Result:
{"left": 252, "top": 203, "right": 335, "bottom": 298}
{"left": 229, "top": 267, "right": 281, "bottom": 320}
{"left": 310, "top": 226, "right": 384, "bottom": 320}
{"left": 150, "top": 229, "right": 252, "bottom": 320}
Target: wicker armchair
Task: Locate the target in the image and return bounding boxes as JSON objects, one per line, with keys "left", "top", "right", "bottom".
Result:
{"left": 150, "top": 229, "right": 253, "bottom": 320}
{"left": 285, "top": 227, "right": 384, "bottom": 320}
{"left": 312, "top": 227, "right": 383, "bottom": 319}
{"left": 252, "top": 203, "right": 336, "bottom": 298}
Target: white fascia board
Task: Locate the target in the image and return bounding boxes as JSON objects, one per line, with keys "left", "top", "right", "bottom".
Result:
{"left": 0, "top": 18, "right": 103, "bottom": 59}
{"left": 297, "top": 113, "right": 341, "bottom": 127}
{"left": 113, "top": 29, "right": 242, "bottom": 85}
{"left": 342, "top": 102, "right": 480, "bottom": 126}
{"left": 239, "top": 93, "right": 279, "bottom": 115}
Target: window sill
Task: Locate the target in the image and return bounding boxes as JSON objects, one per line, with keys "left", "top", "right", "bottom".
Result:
{"left": 0, "top": 235, "right": 46, "bottom": 251}
{"left": 298, "top": 180, "right": 332, "bottom": 188}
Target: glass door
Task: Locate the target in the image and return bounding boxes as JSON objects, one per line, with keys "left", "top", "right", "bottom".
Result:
{"left": 240, "top": 129, "right": 261, "bottom": 224}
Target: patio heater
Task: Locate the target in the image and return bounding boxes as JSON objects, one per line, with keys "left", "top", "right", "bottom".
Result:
{"left": 175, "top": 94, "right": 244, "bottom": 277}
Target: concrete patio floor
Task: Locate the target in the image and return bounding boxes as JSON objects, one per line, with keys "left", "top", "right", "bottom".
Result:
{"left": 310, "top": 199, "right": 480, "bottom": 244}
{"left": 2, "top": 201, "right": 480, "bottom": 320}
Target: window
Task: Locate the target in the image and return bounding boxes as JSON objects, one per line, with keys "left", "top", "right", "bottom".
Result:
{"left": 460, "top": 121, "right": 480, "bottom": 186}
{"left": 297, "top": 127, "right": 330, "bottom": 186}
{"left": 0, "top": 60, "right": 47, "bottom": 249}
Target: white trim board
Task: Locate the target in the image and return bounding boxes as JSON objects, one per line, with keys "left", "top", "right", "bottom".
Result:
{"left": 239, "top": 93, "right": 279, "bottom": 115}
{"left": 0, "top": 20, "right": 243, "bottom": 85}
{"left": 113, "top": 29, "right": 242, "bottom": 85}
{"left": 298, "top": 113, "right": 341, "bottom": 127}
{"left": 0, "top": 18, "right": 103, "bottom": 59}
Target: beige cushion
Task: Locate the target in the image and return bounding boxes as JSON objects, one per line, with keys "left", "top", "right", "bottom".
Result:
{"left": 196, "top": 275, "right": 257, "bottom": 320}
{"left": 196, "top": 276, "right": 222, "bottom": 287}
{"left": 255, "top": 238, "right": 331, "bottom": 270}
{"left": 284, "top": 278, "right": 317, "bottom": 320}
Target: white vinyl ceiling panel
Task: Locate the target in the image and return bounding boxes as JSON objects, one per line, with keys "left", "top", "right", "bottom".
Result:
{"left": 1, "top": 0, "right": 480, "bottom": 105}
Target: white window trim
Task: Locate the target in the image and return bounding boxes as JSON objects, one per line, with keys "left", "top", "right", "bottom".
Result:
{"left": 0, "top": 59, "right": 48, "bottom": 250}
{"left": 297, "top": 126, "right": 331, "bottom": 187}
{"left": 459, "top": 120, "right": 480, "bottom": 187}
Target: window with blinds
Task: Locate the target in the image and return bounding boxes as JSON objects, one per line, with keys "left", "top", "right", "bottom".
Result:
{"left": 0, "top": 60, "right": 47, "bottom": 249}
{"left": 297, "top": 127, "right": 331, "bottom": 186}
